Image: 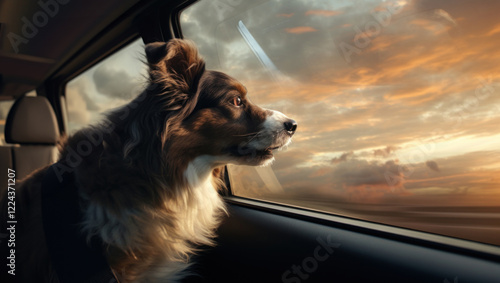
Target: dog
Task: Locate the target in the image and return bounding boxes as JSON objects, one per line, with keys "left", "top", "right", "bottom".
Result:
{"left": 0, "top": 39, "right": 297, "bottom": 282}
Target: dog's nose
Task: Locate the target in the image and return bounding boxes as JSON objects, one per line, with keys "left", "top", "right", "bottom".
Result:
{"left": 284, "top": 119, "right": 297, "bottom": 134}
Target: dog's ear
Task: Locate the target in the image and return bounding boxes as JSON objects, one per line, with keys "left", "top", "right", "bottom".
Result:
{"left": 146, "top": 39, "right": 205, "bottom": 98}
{"left": 145, "top": 42, "right": 168, "bottom": 65}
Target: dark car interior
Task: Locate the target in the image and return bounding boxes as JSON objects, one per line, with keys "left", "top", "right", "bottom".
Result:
{"left": 1, "top": 0, "right": 500, "bottom": 282}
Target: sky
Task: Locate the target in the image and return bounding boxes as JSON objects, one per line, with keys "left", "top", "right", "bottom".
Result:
{"left": 181, "top": 0, "right": 500, "bottom": 207}
{"left": 62, "top": 0, "right": 500, "bottom": 209}
{"left": 65, "top": 40, "right": 147, "bottom": 133}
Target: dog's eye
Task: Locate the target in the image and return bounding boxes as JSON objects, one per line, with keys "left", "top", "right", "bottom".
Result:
{"left": 231, "top": 96, "right": 243, "bottom": 107}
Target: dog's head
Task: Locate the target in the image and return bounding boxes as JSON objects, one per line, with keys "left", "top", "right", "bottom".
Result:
{"left": 143, "top": 39, "right": 297, "bottom": 167}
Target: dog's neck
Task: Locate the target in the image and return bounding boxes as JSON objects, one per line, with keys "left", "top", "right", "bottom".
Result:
{"left": 183, "top": 155, "right": 222, "bottom": 189}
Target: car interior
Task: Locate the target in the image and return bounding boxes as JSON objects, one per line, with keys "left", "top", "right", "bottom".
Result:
{"left": 1, "top": 0, "right": 500, "bottom": 282}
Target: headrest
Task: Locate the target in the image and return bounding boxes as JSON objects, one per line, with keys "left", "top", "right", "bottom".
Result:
{"left": 5, "top": 96, "right": 60, "bottom": 144}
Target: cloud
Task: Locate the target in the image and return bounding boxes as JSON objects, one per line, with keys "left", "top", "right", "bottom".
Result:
{"left": 305, "top": 10, "right": 343, "bottom": 17}
{"left": 333, "top": 159, "right": 405, "bottom": 188}
{"left": 273, "top": 155, "right": 409, "bottom": 203}
{"left": 285, "top": 26, "right": 318, "bottom": 34}
{"left": 93, "top": 66, "right": 140, "bottom": 100}
{"left": 66, "top": 82, "right": 92, "bottom": 131}
{"left": 426, "top": 160, "right": 440, "bottom": 172}
{"left": 486, "top": 23, "right": 500, "bottom": 36}
{"left": 373, "top": 146, "right": 399, "bottom": 158}
{"left": 331, "top": 151, "right": 354, "bottom": 164}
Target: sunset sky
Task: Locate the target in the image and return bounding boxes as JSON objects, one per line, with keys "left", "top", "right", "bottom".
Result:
{"left": 65, "top": 0, "right": 500, "bottom": 209}
{"left": 181, "top": 0, "right": 500, "bottom": 206}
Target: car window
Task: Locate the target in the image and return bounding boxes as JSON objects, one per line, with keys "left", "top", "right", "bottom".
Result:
{"left": 181, "top": 0, "right": 500, "bottom": 246}
{"left": 65, "top": 39, "right": 147, "bottom": 134}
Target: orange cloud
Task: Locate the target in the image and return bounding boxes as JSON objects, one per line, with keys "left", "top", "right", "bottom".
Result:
{"left": 409, "top": 18, "right": 452, "bottom": 35}
{"left": 285, "top": 26, "right": 318, "bottom": 34}
{"left": 374, "top": 146, "right": 400, "bottom": 158}
{"left": 277, "top": 13, "right": 294, "bottom": 18}
{"left": 367, "top": 34, "right": 415, "bottom": 52}
{"left": 305, "top": 10, "right": 343, "bottom": 17}
{"left": 385, "top": 84, "right": 445, "bottom": 100}
{"left": 486, "top": 23, "right": 500, "bottom": 36}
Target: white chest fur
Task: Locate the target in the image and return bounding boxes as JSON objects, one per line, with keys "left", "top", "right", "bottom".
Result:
{"left": 81, "top": 155, "right": 226, "bottom": 282}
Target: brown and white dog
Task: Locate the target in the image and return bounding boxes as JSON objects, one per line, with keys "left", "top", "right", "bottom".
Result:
{"left": 0, "top": 39, "right": 296, "bottom": 282}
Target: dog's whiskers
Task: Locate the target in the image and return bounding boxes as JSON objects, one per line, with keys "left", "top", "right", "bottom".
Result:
{"left": 237, "top": 131, "right": 264, "bottom": 149}
{"left": 246, "top": 131, "right": 264, "bottom": 144}
{"left": 233, "top": 131, "right": 260, "bottom": 137}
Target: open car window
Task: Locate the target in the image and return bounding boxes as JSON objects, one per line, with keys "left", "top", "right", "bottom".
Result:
{"left": 181, "top": 0, "right": 500, "bottom": 246}
{"left": 65, "top": 39, "right": 146, "bottom": 134}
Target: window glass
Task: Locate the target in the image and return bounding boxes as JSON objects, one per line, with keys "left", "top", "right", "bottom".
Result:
{"left": 66, "top": 39, "right": 147, "bottom": 134}
{"left": 181, "top": 0, "right": 500, "bottom": 246}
